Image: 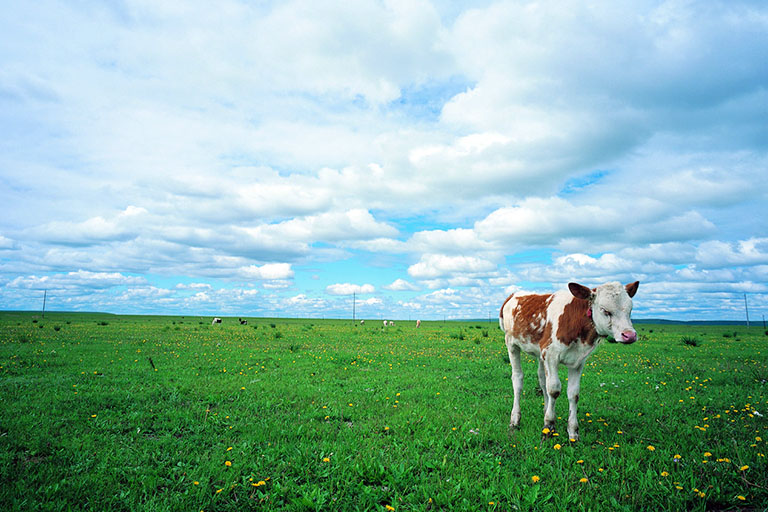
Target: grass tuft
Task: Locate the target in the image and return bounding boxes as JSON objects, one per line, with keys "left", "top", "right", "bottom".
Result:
{"left": 681, "top": 335, "right": 701, "bottom": 347}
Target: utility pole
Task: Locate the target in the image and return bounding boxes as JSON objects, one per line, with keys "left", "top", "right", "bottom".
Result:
{"left": 352, "top": 291, "right": 356, "bottom": 325}
{"left": 42, "top": 290, "right": 47, "bottom": 319}
{"left": 744, "top": 294, "right": 750, "bottom": 328}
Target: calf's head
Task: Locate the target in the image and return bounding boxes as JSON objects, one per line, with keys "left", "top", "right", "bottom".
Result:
{"left": 568, "top": 281, "right": 640, "bottom": 344}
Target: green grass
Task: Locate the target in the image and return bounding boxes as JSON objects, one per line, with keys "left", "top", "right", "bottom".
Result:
{"left": 0, "top": 312, "right": 766, "bottom": 511}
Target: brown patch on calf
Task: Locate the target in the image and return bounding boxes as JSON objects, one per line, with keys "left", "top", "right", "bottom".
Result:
{"left": 510, "top": 294, "right": 553, "bottom": 345}
{"left": 556, "top": 297, "right": 598, "bottom": 346}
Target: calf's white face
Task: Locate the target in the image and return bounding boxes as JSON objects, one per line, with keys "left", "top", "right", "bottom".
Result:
{"left": 569, "top": 281, "right": 639, "bottom": 344}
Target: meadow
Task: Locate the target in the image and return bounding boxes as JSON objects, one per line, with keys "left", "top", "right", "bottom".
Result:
{"left": 0, "top": 312, "right": 766, "bottom": 511}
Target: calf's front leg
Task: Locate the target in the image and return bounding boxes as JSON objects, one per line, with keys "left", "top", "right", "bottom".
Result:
{"left": 542, "top": 356, "right": 561, "bottom": 429}
{"left": 566, "top": 364, "right": 585, "bottom": 442}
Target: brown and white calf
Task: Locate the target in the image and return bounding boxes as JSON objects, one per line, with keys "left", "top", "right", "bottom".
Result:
{"left": 499, "top": 281, "right": 639, "bottom": 441}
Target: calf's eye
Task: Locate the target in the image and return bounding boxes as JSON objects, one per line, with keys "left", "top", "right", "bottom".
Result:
{"left": 601, "top": 308, "right": 612, "bottom": 317}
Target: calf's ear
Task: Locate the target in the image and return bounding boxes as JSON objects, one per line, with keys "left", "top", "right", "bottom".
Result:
{"left": 568, "top": 282, "right": 593, "bottom": 300}
{"left": 625, "top": 281, "right": 639, "bottom": 298}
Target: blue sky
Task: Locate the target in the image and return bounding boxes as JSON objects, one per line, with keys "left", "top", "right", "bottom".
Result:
{"left": 1, "top": 0, "right": 767, "bottom": 320}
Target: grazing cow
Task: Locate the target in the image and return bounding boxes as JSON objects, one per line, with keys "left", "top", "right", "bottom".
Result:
{"left": 383, "top": 320, "right": 388, "bottom": 327}
{"left": 212, "top": 317, "right": 222, "bottom": 325}
{"left": 416, "top": 320, "right": 421, "bottom": 328}
{"left": 239, "top": 318, "right": 248, "bottom": 325}
{"left": 499, "top": 281, "right": 639, "bottom": 441}
{"left": 360, "top": 320, "right": 365, "bottom": 325}
{"left": 390, "top": 320, "right": 395, "bottom": 326}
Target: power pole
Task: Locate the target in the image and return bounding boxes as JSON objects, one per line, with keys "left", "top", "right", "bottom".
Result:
{"left": 744, "top": 294, "right": 750, "bottom": 328}
{"left": 42, "top": 290, "right": 47, "bottom": 318}
{"left": 352, "top": 291, "right": 356, "bottom": 324}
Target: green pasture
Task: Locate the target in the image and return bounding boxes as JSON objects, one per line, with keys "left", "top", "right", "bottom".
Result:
{"left": 1, "top": 311, "right": 766, "bottom": 511}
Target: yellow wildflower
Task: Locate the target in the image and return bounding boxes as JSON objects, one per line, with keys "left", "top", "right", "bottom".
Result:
{"left": 531, "top": 475, "right": 540, "bottom": 483}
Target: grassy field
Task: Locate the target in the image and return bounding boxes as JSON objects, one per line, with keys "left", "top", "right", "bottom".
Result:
{"left": 1, "top": 311, "right": 766, "bottom": 511}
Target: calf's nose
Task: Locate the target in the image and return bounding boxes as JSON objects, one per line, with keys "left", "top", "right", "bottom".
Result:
{"left": 621, "top": 330, "right": 637, "bottom": 344}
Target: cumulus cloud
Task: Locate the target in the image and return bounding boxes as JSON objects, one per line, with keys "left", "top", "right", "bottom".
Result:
{"left": 0, "top": 235, "right": 18, "bottom": 249}
{"left": 8, "top": 270, "right": 145, "bottom": 290}
{"left": 238, "top": 263, "right": 295, "bottom": 280}
{"left": 383, "top": 278, "right": 420, "bottom": 291}
{"left": 408, "top": 253, "right": 498, "bottom": 280}
{"left": 325, "top": 283, "right": 375, "bottom": 296}
{"left": 696, "top": 238, "right": 768, "bottom": 268}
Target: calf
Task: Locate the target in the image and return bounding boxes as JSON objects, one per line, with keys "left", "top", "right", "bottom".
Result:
{"left": 499, "top": 281, "right": 639, "bottom": 441}
{"left": 416, "top": 319, "right": 421, "bottom": 328}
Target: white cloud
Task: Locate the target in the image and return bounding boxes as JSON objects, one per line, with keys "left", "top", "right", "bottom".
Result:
{"left": 0, "top": 235, "right": 18, "bottom": 249}
{"left": 383, "top": 278, "right": 420, "bottom": 291}
{"left": 408, "top": 253, "right": 498, "bottom": 280}
{"left": 325, "top": 283, "right": 375, "bottom": 296}
{"left": 239, "top": 263, "right": 295, "bottom": 280}
{"left": 8, "top": 270, "right": 145, "bottom": 290}
{"left": 696, "top": 238, "right": 768, "bottom": 268}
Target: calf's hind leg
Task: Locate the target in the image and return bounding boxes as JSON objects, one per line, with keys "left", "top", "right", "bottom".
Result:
{"left": 506, "top": 341, "right": 523, "bottom": 429}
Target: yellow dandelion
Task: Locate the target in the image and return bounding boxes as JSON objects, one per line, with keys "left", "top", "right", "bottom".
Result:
{"left": 227, "top": 447, "right": 233, "bottom": 451}
{"left": 661, "top": 471, "right": 669, "bottom": 477}
{"left": 542, "top": 428, "right": 550, "bottom": 434}
{"left": 531, "top": 475, "right": 541, "bottom": 483}
{"left": 703, "top": 452, "right": 711, "bottom": 457}
{"left": 579, "top": 477, "right": 588, "bottom": 483}
{"left": 225, "top": 461, "right": 232, "bottom": 467}
{"left": 553, "top": 444, "right": 562, "bottom": 450}
{"left": 737, "top": 495, "right": 746, "bottom": 501}
{"left": 647, "top": 445, "right": 655, "bottom": 451}
{"left": 740, "top": 465, "right": 749, "bottom": 471}
{"left": 385, "top": 506, "right": 395, "bottom": 511}
{"left": 193, "top": 481, "right": 199, "bottom": 485}
{"left": 322, "top": 457, "right": 330, "bottom": 462}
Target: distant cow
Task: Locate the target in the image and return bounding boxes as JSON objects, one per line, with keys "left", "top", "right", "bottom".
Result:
{"left": 360, "top": 320, "right": 365, "bottom": 325}
{"left": 499, "top": 281, "right": 639, "bottom": 441}
{"left": 212, "top": 318, "right": 222, "bottom": 325}
{"left": 239, "top": 318, "right": 248, "bottom": 325}
{"left": 416, "top": 320, "right": 421, "bottom": 328}
{"left": 383, "top": 320, "right": 388, "bottom": 327}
